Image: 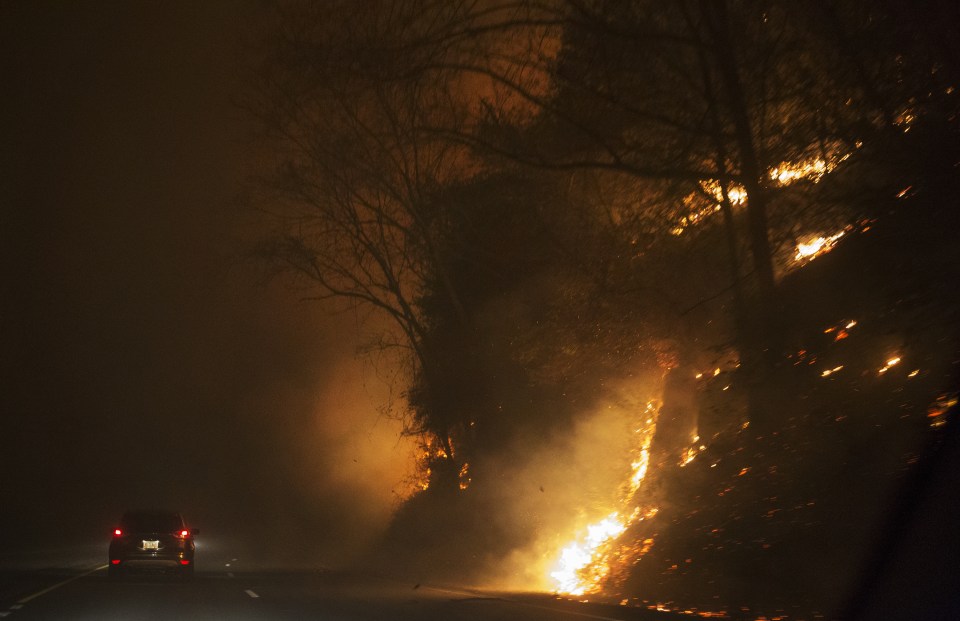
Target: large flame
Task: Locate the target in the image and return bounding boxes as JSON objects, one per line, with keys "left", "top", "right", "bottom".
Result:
{"left": 550, "top": 512, "right": 628, "bottom": 595}
{"left": 548, "top": 401, "right": 661, "bottom": 595}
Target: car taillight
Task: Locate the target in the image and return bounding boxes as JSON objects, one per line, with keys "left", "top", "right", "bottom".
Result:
{"left": 113, "top": 529, "right": 122, "bottom": 537}
{"left": 177, "top": 529, "right": 190, "bottom": 538}
{"left": 110, "top": 559, "right": 121, "bottom": 565}
{"left": 179, "top": 559, "right": 191, "bottom": 565}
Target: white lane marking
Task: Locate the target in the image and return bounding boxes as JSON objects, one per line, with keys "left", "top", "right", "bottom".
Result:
{"left": 0, "top": 612, "right": 10, "bottom": 617}
{"left": 245, "top": 589, "right": 259, "bottom": 599}
{"left": 512, "top": 602, "right": 626, "bottom": 621}
{"left": 17, "top": 564, "right": 108, "bottom": 604}
{"left": 419, "top": 585, "right": 626, "bottom": 621}
{"left": 227, "top": 572, "right": 235, "bottom": 579}
{"left": 10, "top": 605, "right": 23, "bottom": 609}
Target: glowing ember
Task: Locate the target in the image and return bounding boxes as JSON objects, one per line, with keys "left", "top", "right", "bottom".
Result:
{"left": 927, "top": 392, "right": 957, "bottom": 428}
{"left": 878, "top": 356, "right": 901, "bottom": 374}
{"left": 894, "top": 108, "right": 916, "bottom": 132}
{"left": 458, "top": 463, "right": 471, "bottom": 490}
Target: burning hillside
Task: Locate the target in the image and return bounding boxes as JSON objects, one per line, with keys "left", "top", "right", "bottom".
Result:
{"left": 538, "top": 171, "right": 960, "bottom": 618}
{"left": 369, "top": 146, "right": 960, "bottom": 621}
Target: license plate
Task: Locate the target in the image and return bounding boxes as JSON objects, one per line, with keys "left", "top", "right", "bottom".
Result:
{"left": 143, "top": 540, "right": 159, "bottom": 550}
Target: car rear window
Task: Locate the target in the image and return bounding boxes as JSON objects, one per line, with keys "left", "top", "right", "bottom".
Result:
{"left": 120, "top": 511, "right": 183, "bottom": 533}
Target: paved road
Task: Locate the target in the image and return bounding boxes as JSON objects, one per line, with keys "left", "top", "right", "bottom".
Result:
{"left": 0, "top": 562, "right": 688, "bottom": 621}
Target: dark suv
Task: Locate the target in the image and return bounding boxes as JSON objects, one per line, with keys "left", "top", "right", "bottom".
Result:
{"left": 108, "top": 510, "right": 198, "bottom": 579}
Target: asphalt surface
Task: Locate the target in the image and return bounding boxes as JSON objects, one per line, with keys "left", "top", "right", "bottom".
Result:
{"left": 0, "top": 548, "right": 689, "bottom": 621}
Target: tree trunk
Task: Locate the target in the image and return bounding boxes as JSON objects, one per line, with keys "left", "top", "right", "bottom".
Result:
{"left": 701, "top": 0, "right": 776, "bottom": 306}
{"left": 701, "top": 0, "right": 782, "bottom": 434}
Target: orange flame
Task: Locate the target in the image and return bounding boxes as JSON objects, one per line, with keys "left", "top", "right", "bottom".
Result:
{"left": 549, "top": 401, "right": 661, "bottom": 595}
{"left": 795, "top": 230, "right": 846, "bottom": 262}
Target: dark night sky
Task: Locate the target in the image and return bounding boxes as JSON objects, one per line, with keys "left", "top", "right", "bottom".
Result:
{"left": 1, "top": 1, "right": 411, "bottom": 562}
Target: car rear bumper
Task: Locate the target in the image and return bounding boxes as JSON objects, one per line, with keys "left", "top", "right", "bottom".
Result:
{"left": 120, "top": 558, "right": 184, "bottom": 569}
